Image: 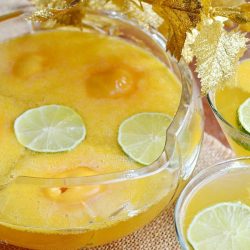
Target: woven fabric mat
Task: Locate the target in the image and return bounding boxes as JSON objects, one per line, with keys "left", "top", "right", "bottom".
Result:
{"left": 0, "top": 133, "right": 234, "bottom": 250}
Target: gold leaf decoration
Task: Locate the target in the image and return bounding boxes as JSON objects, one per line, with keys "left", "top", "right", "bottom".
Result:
{"left": 191, "top": 20, "right": 248, "bottom": 93}
{"left": 182, "top": 28, "right": 199, "bottom": 63}
{"left": 200, "top": 0, "right": 250, "bottom": 31}
{"left": 152, "top": 0, "right": 202, "bottom": 60}
{"left": 212, "top": 3, "right": 250, "bottom": 24}
{"left": 29, "top": 2, "right": 88, "bottom": 28}
{"left": 122, "top": 1, "right": 163, "bottom": 29}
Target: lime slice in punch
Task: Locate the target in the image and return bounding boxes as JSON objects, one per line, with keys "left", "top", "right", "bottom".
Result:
{"left": 118, "top": 112, "right": 172, "bottom": 165}
{"left": 231, "top": 98, "right": 250, "bottom": 150}
{"left": 238, "top": 98, "right": 250, "bottom": 134}
{"left": 187, "top": 202, "right": 250, "bottom": 250}
{"left": 14, "top": 105, "right": 86, "bottom": 153}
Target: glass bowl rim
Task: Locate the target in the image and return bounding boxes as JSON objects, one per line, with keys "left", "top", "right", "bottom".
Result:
{"left": 0, "top": 9, "right": 199, "bottom": 186}
{"left": 174, "top": 156, "right": 250, "bottom": 249}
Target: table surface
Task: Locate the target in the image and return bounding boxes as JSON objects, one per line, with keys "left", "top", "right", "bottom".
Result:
{"left": 203, "top": 96, "right": 229, "bottom": 147}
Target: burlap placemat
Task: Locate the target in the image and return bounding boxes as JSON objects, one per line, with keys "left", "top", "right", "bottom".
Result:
{"left": 0, "top": 133, "right": 234, "bottom": 250}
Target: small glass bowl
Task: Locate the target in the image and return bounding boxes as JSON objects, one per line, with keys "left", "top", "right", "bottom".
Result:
{"left": 207, "top": 45, "right": 250, "bottom": 156}
{"left": 175, "top": 157, "right": 250, "bottom": 249}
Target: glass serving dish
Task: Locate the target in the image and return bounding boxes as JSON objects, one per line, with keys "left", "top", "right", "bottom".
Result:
{"left": 175, "top": 158, "right": 250, "bottom": 250}
{"left": 208, "top": 44, "right": 250, "bottom": 157}
{"left": 0, "top": 6, "right": 204, "bottom": 250}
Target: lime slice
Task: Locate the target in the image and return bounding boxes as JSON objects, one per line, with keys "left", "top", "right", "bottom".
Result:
{"left": 238, "top": 98, "right": 250, "bottom": 133}
{"left": 187, "top": 202, "right": 250, "bottom": 250}
{"left": 14, "top": 105, "right": 86, "bottom": 153}
{"left": 118, "top": 112, "right": 172, "bottom": 165}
